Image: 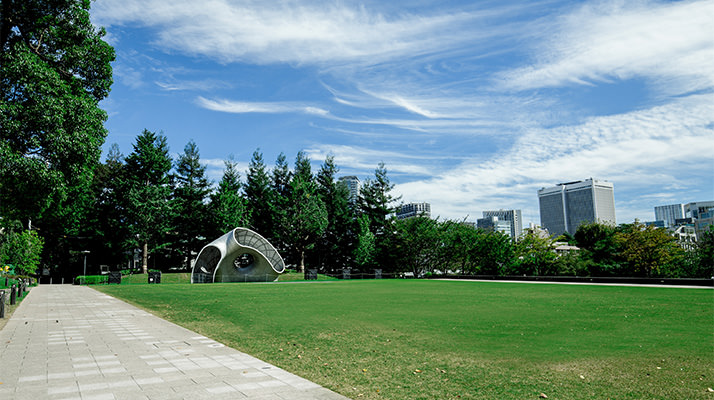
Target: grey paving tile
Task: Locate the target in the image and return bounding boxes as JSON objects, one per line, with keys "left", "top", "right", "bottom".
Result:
{"left": 0, "top": 285, "right": 350, "bottom": 400}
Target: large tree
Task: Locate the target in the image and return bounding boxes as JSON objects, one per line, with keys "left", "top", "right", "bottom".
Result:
{"left": 0, "top": 0, "right": 114, "bottom": 228}
{"left": 281, "top": 152, "right": 327, "bottom": 272}
{"left": 210, "top": 156, "right": 250, "bottom": 236}
{"left": 171, "top": 140, "right": 211, "bottom": 270}
{"left": 244, "top": 150, "right": 274, "bottom": 239}
{"left": 315, "top": 156, "right": 356, "bottom": 271}
{"left": 122, "top": 130, "right": 173, "bottom": 273}
{"left": 359, "top": 163, "right": 400, "bottom": 270}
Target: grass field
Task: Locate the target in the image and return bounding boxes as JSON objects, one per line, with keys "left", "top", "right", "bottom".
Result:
{"left": 96, "top": 280, "right": 713, "bottom": 399}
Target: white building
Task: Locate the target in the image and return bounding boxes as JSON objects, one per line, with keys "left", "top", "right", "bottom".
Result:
{"left": 397, "top": 202, "right": 431, "bottom": 219}
{"left": 482, "top": 209, "right": 523, "bottom": 241}
{"left": 538, "top": 178, "right": 616, "bottom": 237}
{"left": 654, "top": 204, "right": 684, "bottom": 228}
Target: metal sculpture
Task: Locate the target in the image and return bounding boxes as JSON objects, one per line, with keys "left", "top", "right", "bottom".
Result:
{"left": 191, "top": 228, "right": 285, "bottom": 283}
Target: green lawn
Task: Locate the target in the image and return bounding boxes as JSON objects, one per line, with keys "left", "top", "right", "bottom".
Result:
{"left": 95, "top": 280, "right": 714, "bottom": 399}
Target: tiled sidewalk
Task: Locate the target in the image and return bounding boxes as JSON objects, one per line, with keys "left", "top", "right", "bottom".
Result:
{"left": 0, "top": 285, "right": 350, "bottom": 400}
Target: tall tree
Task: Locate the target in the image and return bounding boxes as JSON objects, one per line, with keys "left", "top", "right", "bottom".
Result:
{"left": 282, "top": 152, "right": 327, "bottom": 272}
{"left": 0, "top": 0, "right": 114, "bottom": 228}
{"left": 244, "top": 149, "right": 274, "bottom": 239}
{"left": 270, "top": 152, "right": 291, "bottom": 253}
{"left": 84, "top": 143, "right": 130, "bottom": 268}
{"left": 359, "top": 163, "right": 400, "bottom": 270}
{"left": 122, "top": 130, "right": 173, "bottom": 273}
{"left": 171, "top": 140, "right": 211, "bottom": 270}
{"left": 210, "top": 156, "right": 250, "bottom": 236}
{"left": 354, "top": 214, "right": 376, "bottom": 271}
{"left": 315, "top": 156, "right": 356, "bottom": 271}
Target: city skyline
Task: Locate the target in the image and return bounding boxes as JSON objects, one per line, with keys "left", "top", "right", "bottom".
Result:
{"left": 90, "top": 0, "right": 714, "bottom": 227}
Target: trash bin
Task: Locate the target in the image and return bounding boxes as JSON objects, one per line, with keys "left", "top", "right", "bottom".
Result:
{"left": 148, "top": 271, "right": 161, "bottom": 284}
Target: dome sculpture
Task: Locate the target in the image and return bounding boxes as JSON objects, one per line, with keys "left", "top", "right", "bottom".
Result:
{"left": 191, "top": 228, "right": 285, "bottom": 283}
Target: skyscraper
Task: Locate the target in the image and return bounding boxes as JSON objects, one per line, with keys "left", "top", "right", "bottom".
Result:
{"left": 338, "top": 176, "right": 360, "bottom": 204}
{"left": 482, "top": 209, "right": 523, "bottom": 241}
{"left": 538, "top": 178, "right": 616, "bottom": 237}
{"left": 654, "top": 203, "right": 684, "bottom": 227}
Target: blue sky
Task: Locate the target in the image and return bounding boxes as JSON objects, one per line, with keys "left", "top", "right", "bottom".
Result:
{"left": 90, "top": 0, "right": 714, "bottom": 226}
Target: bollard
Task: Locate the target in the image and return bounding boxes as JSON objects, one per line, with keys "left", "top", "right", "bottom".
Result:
{"left": 10, "top": 284, "right": 17, "bottom": 305}
{"left": 0, "top": 290, "right": 5, "bottom": 318}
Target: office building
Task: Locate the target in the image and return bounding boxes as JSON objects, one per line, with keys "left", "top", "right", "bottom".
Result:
{"left": 685, "top": 201, "right": 714, "bottom": 237}
{"left": 538, "top": 178, "right": 616, "bottom": 237}
{"left": 338, "top": 176, "right": 360, "bottom": 204}
{"left": 482, "top": 209, "right": 523, "bottom": 241}
{"left": 654, "top": 204, "right": 684, "bottom": 228}
{"left": 397, "top": 202, "right": 431, "bottom": 219}
{"left": 477, "top": 216, "right": 512, "bottom": 237}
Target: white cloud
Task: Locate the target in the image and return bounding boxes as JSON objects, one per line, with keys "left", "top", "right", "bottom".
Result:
{"left": 304, "top": 144, "right": 435, "bottom": 177}
{"left": 92, "top": 0, "right": 493, "bottom": 66}
{"left": 394, "top": 94, "right": 714, "bottom": 223}
{"left": 501, "top": 0, "right": 714, "bottom": 93}
{"left": 196, "top": 97, "right": 329, "bottom": 116}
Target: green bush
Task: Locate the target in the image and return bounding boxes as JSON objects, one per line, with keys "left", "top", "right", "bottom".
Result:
{"left": 74, "top": 275, "right": 109, "bottom": 285}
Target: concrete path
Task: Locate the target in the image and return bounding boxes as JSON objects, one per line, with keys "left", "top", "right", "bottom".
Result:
{"left": 0, "top": 285, "right": 350, "bottom": 400}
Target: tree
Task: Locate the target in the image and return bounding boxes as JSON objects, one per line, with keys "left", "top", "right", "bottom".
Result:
{"left": 512, "top": 230, "right": 557, "bottom": 275}
{"left": 0, "top": 0, "right": 114, "bottom": 228}
{"left": 270, "top": 152, "right": 291, "bottom": 253}
{"left": 692, "top": 226, "right": 714, "bottom": 278}
{"left": 281, "top": 152, "right": 327, "bottom": 272}
{"left": 359, "top": 163, "right": 400, "bottom": 271}
{"left": 354, "top": 214, "right": 376, "bottom": 270}
{"left": 210, "top": 156, "right": 250, "bottom": 236}
{"left": 438, "top": 221, "right": 479, "bottom": 274}
{"left": 171, "top": 140, "right": 211, "bottom": 270}
{"left": 122, "top": 130, "right": 173, "bottom": 273}
{"left": 315, "top": 156, "right": 356, "bottom": 271}
{"left": 84, "top": 143, "right": 130, "bottom": 268}
{"left": 244, "top": 150, "right": 274, "bottom": 239}
{"left": 472, "top": 230, "right": 514, "bottom": 275}
{"left": 394, "top": 216, "right": 441, "bottom": 275}
{"left": 0, "top": 220, "right": 44, "bottom": 276}
{"left": 614, "top": 222, "right": 684, "bottom": 277}
{"left": 574, "top": 222, "right": 621, "bottom": 276}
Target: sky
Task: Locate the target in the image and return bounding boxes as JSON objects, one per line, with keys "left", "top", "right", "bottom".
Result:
{"left": 90, "top": 0, "right": 714, "bottom": 226}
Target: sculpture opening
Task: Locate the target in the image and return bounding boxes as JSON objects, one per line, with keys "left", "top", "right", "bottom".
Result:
{"left": 191, "top": 228, "right": 286, "bottom": 283}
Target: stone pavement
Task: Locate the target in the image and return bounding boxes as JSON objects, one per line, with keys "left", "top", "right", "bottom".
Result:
{"left": 0, "top": 284, "right": 350, "bottom": 400}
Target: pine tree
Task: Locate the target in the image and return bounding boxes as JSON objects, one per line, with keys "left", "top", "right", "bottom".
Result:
{"left": 210, "top": 156, "right": 250, "bottom": 236}
{"left": 316, "top": 156, "right": 356, "bottom": 271}
{"left": 244, "top": 149, "right": 274, "bottom": 239}
{"left": 359, "top": 162, "right": 400, "bottom": 271}
{"left": 122, "top": 130, "right": 173, "bottom": 273}
{"left": 282, "top": 152, "right": 327, "bottom": 272}
{"left": 172, "top": 140, "right": 211, "bottom": 270}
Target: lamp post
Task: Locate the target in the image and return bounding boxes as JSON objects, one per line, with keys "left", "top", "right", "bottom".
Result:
{"left": 81, "top": 250, "right": 90, "bottom": 284}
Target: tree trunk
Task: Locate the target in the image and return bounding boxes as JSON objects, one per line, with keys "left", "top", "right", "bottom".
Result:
{"left": 298, "top": 250, "right": 305, "bottom": 273}
{"left": 142, "top": 242, "right": 148, "bottom": 274}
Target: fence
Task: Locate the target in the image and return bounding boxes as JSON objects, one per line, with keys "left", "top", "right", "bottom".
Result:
{"left": 0, "top": 277, "right": 32, "bottom": 319}
{"left": 429, "top": 274, "right": 714, "bottom": 287}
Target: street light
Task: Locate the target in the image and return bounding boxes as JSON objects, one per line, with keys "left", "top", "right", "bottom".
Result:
{"left": 81, "top": 250, "right": 90, "bottom": 284}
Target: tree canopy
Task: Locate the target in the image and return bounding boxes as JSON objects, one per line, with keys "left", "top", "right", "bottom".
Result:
{"left": 0, "top": 0, "right": 114, "bottom": 227}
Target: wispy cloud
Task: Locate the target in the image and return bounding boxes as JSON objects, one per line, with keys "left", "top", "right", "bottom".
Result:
{"left": 92, "top": 0, "right": 499, "bottom": 65}
{"left": 395, "top": 94, "right": 714, "bottom": 222}
{"left": 500, "top": 0, "right": 714, "bottom": 94}
{"left": 196, "top": 97, "right": 329, "bottom": 116}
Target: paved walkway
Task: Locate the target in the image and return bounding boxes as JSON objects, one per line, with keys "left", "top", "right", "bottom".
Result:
{"left": 0, "top": 285, "right": 350, "bottom": 400}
